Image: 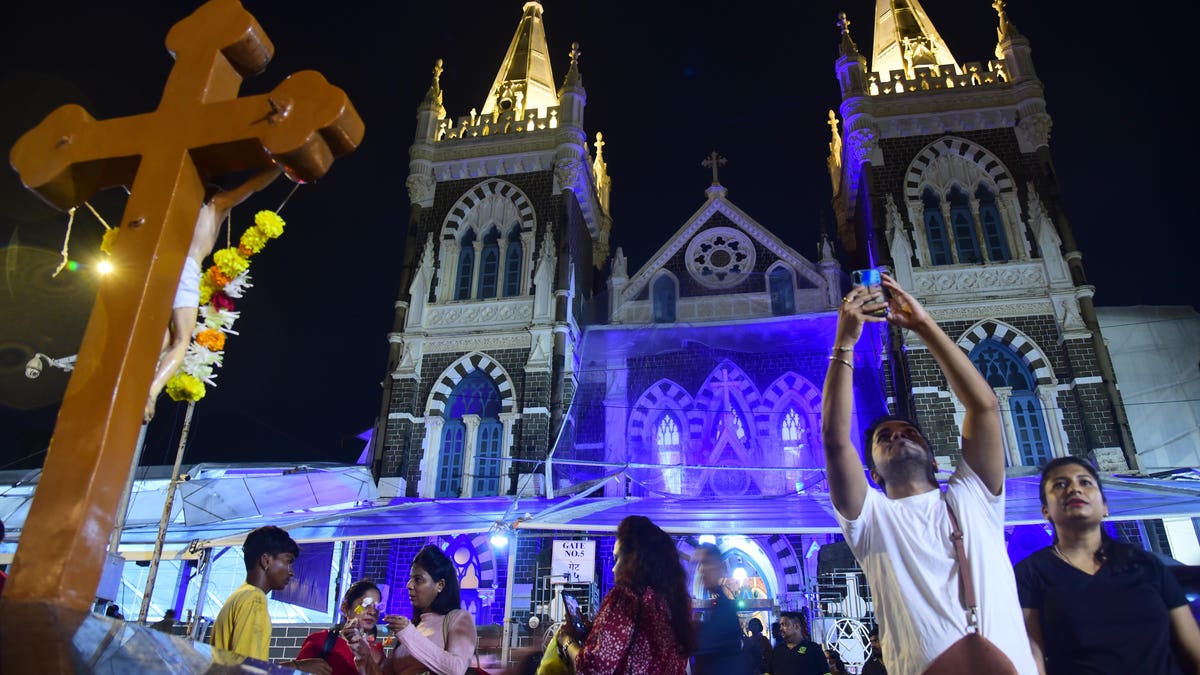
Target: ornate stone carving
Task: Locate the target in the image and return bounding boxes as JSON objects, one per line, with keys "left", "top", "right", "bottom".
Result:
{"left": 426, "top": 300, "right": 534, "bottom": 327}
{"left": 405, "top": 173, "right": 435, "bottom": 205}
{"left": 913, "top": 262, "right": 1045, "bottom": 295}
{"left": 685, "top": 226, "right": 757, "bottom": 289}
{"left": 928, "top": 300, "right": 1053, "bottom": 321}
{"left": 554, "top": 157, "right": 585, "bottom": 194}
{"left": 1016, "top": 112, "right": 1052, "bottom": 150}
{"left": 423, "top": 333, "right": 529, "bottom": 353}
{"left": 845, "top": 128, "right": 878, "bottom": 168}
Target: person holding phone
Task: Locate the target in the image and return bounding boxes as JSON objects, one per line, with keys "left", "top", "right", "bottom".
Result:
{"left": 296, "top": 580, "right": 385, "bottom": 675}
{"left": 344, "top": 545, "right": 477, "bottom": 675}
{"left": 556, "top": 515, "right": 695, "bottom": 674}
{"left": 821, "top": 272, "right": 1038, "bottom": 675}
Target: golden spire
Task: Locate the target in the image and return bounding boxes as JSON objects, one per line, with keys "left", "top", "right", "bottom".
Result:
{"left": 870, "top": 0, "right": 959, "bottom": 80}
{"left": 481, "top": 2, "right": 559, "bottom": 116}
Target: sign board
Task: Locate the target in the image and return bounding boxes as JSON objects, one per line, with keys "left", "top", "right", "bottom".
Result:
{"left": 551, "top": 540, "right": 596, "bottom": 584}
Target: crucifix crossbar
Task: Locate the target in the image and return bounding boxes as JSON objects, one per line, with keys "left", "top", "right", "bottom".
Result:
{"left": 3, "top": 0, "right": 363, "bottom": 630}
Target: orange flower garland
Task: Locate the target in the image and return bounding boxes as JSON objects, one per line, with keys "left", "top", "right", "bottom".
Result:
{"left": 165, "top": 210, "right": 286, "bottom": 402}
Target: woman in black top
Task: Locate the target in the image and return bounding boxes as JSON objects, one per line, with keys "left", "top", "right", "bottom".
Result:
{"left": 1015, "top": 456, "right": 1200, "bottom": 674}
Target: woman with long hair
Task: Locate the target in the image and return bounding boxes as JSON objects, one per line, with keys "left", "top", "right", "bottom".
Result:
{"left": 297, "top": 580, "right": 385, "bottom": 675}
{"left": 555, "top": 515, "right": 695, "bottom": 674}
{"left": 1015, "top": 456, "right": 1200, "bottom": 674}
{"left": 345, "top": 545, "right": 478, "bottom": 675}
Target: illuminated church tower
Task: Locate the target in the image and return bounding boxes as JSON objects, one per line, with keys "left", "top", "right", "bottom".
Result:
{"left": 828, "top": 0, "right": 1137, "bottom": 469}
{"left": 372, "top": 1, "right": 612, "bottom": 497}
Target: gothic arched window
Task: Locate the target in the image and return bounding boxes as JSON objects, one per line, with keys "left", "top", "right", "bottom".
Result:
{"left": 656, "top": 415, "right": 680, "bottom": 450}
{"left": 970, "top": 339, "right": 1051, "bottom": 466}
{"left": 948, "top": 186, "right": 981, "bottom": 264}
{"left": 768, "top": 267, "right": 795, "bottom": 315}
{"left": 474, "top": 422, "right": 503, "bottom": 495}
{"left": 439, "top": 370, "right": 505, "bottom": 497}
{"left": 477, "top": 228, "right": 500, "bottom": 299}
{"left": 503, "top": 229, "right": 523, "bottom": 297}
{"left": 438, "top": 421, "right": 466, "bottom": 497}
{"left": 923, "top": 188, "right": 952, "bottom": 265}
{"left": 653, "top": 276, "right": 677, "bottom": 323}
{"left": 455, "top": 230, "right": 476, "bottom": 301}
{"left": 976, "top": 186, "right": 1011, "bottom": 262}
{"left": 782, "top": 408, "right": 802, "bottom": 445}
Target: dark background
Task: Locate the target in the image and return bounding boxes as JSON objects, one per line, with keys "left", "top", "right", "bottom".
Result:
{"left": 1, "top": 1, "right": 1194, "bottom": 470}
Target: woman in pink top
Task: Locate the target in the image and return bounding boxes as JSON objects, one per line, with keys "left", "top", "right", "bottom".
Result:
{"left": 343, "top": 545, "right": 477, "bottom": 675}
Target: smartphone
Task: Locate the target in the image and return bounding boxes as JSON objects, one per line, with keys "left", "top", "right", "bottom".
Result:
{"left": 851, "top": 268, "right": 888, "bottom": 317}
{"left": 562, "top": 594, "right": 589, "bottom": 638}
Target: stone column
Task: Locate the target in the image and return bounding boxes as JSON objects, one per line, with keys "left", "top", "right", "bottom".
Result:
{"left": 470, "top": 241, "right": 484, "bottom": 299}
{"left": 993, "top": 387, "right": 1020, "bottom": 467}
{"left": 420, "top": 416, "right": 445, "bottom": 497}
{"left": 1036, "top": 384, "right": 1069, "bottom": 458}
{"left": 499, "top": 412, "right": 518, "bottom": 493}
{"left": 460, "top": 414, "right": 482, "bottom": 497}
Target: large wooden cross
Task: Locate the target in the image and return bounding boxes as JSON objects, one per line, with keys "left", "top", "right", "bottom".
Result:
{"left": 2, "top": 0, "right": 362, "bottom": 665}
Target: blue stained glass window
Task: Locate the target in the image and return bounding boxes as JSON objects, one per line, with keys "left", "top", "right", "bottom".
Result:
{"left": 949, "top": 187, "right": 981, "bottom": 264}
{"left": 769, "top": 267, "right": 795, "bottom": 315}
{"left": 923, "top": 189, "right": 952, "bottom": 265}
{"left": 438, "top": 421, "right": 465, "bottom": 497}
{"left": 653, "top": 276, "right": 676, "bottom": 323}
{"left": 503, "top": 231, "right": 523, "bottom": 297}
{"left": 474, "top": 422, "right": 503, "bottom": 495}
{"left": 976, "top": 186, "right": 1010, "bottom": 262}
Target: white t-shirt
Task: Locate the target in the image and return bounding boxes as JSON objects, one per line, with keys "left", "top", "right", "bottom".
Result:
{"left": 834, "top": 461, "right": 1038, "bottom": 675}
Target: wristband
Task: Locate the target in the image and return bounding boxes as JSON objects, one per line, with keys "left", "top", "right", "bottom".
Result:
{"left": 833, "top": 346, "right": 854, "bottom": 353}
{"left": 829, "top": 356, "right": 853, "bottom": 369}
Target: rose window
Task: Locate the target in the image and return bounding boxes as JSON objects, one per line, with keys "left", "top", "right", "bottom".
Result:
{"left": 685, "top": 227, "right": 756, "bottom": 289}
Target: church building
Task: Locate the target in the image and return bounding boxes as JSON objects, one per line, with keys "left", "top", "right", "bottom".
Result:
{"left": 359, "top": 0, "right": 1159, "bottom": 646}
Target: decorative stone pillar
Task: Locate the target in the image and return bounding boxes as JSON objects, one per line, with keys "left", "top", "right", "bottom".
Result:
{"left": 940, "top": 201, "right": 957, "bottom": 263}
{"left": 1036, "top": 384, "right": 1069, "bottom": 458}
{"left": 470, "top": 241, "right": 484, "bottom": 299}
{"left": 603, "top": 361, "right": 629, "bottom": 497}
{"left": 420, "top": 416, "right": 445, "bottom": 497}
{"left": 499, "top": 412, "right": 518, "bottom": 492}
{"left": 993, "top": 387, "right": 1020, "bottom": 467}
{"left": 460, "top": 414, "right": 482, "bottom": 497}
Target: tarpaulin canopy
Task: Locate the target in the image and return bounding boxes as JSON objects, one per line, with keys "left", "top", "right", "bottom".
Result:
{"left": 100, "top": 471, "right": 1200, "bottom": 560}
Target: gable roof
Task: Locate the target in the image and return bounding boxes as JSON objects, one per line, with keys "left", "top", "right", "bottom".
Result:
{"left": 620, "top": 189, "right": 825, "bottom": 303}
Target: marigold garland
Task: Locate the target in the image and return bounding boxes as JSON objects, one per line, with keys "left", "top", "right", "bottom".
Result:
{"left": 165, "top": 209, "right": 286, "bottom": 402}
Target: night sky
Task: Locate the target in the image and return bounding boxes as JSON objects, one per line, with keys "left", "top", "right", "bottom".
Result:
{"left": 1, "top": 1, "right": 1194, "bottom": 470}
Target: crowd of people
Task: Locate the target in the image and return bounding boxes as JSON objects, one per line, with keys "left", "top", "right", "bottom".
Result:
{"left": 65, "top": 274, "right": 1199, "bottom": 675}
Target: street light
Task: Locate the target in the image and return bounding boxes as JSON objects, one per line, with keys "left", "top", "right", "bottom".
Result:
{"left": 25, "top": 352, "right": 78, "bottom": 379}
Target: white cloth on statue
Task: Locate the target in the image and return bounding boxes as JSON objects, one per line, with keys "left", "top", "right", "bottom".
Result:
{"left": 174, "top": 256, "right": 202, "bottom": 309}
{"left": 834, "top": 460, "right": 1039, "bottom": 675}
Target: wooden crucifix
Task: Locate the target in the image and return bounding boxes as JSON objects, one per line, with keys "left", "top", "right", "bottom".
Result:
{"left": 702, "top": 150, "right": 727, "bottom": 186}
{"left": 2, "top": 0, "right": 362, "bottom": 660}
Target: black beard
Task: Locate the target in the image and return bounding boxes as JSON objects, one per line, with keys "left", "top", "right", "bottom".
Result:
{"left": 879, "top": 450, "right": 934, "bottom": 487}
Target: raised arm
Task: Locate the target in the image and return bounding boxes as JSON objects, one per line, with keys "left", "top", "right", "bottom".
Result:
{"left": 821, "top": 283, "right": 887, "bottom": 519}
{"left": 881, "top": 274, "right": 1005, "bottom": 494}
{"left": 211, "top": 166, "right": 283, "bottom": 214}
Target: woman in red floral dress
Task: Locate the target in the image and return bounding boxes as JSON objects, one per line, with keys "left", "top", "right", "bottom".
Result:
{"left": 556, "top": 515, "right": 695, "bottom": 675}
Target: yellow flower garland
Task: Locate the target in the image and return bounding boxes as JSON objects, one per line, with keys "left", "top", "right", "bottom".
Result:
{"left": 165, "top": 209, "right": 286, "bottom": 402}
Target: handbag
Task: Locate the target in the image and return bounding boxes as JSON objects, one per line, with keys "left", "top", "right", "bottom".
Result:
{"left": 921, "top": 502, "right": 1018, "bottom": 675}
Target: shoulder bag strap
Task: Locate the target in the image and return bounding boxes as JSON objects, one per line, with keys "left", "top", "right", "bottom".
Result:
{"left": 319, "top": 623, "right": 343, "bottom": 661}
{"left": 944, "top": 501, "right": 979, "bottom": 633}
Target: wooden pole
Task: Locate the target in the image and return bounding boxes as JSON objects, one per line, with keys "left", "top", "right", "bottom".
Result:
{"left": 137, "top": 401, "right": 195, "bottom": 623}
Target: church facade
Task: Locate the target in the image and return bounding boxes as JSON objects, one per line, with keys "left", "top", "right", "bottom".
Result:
{"left": 361, "top": 0, "right": 1158, "bottom": 639}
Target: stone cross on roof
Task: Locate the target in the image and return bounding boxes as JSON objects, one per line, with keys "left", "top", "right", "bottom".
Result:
{"left": 702, "top": 151, "right": 727, "bottom": 186}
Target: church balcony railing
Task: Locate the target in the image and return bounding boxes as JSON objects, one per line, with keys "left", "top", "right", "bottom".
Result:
{"left": 867, "top": 59, "right": 1008, "bottom": 96}
{"left": 435, "top": 106, "right": 561, "bottom": 142}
